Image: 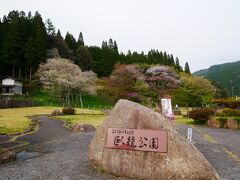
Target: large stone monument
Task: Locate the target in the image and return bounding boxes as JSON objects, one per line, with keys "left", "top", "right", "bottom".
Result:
{"left": 88, "top": 99, "right": 219, "bottom": 179}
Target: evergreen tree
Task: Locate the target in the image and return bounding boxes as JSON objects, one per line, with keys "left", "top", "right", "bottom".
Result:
{"left": 101, "top": 41, "right": 108, "bottom": 49}
{"left": 1, "top": 11, "right": 31, "bottom": 78}
{"left": 77, "top": 32, "right": 84, "bottom": 46}
{"left": 74, "top": 46, "right": 93, "bottom": 71}
{"left": 57, "top": 29, "right": 62, "bottom": 38}
{"left": 175, "top": 57, "right": 180, "bottom": 71}
{"left": 108, "top": 38, "right": 114, "bottom": 50}
{"left": 22, "top": 37, "right": 35, "bottom": 83}
{"left": 32, "top": 11, "right": 47, "bottom": 71}
{"left": 184, "top": 62, "right": 191, "bottom": 74}
{"left": 169, "top": 54, "right": 175, "bottom": 66}
{"left": 65, "top": 32, "right": 77, "bottom": 50}
{"left": 113, "top": 40, "right": 118, "bottom": 52}
{"left": 45, "top": 18, "right": 55, "bottom": 35}
{"left": 163, "top": 51, "right": 168, "bottom": 65}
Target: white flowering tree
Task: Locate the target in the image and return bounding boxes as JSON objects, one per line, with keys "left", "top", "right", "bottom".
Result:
{"left": 36, "top": 58, "right": 97, "bottom": 107}
{"left": 145, "top": 65, "right": 180, "bottom": 97}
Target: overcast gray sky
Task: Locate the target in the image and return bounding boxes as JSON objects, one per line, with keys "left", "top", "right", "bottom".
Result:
{"left": 1, "top": 0, "right": 240, "bottom": 72}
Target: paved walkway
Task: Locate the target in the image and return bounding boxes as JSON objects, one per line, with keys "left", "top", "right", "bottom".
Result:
{"left": 0, "top": 116, "right": 71, "bottom": 149}
{"left": 0, "top": 133, "right": 130, "bottom": 180}
{"left": 176, "top": 124, "right": 240, "bottom": 180}
{"left": 1, "top": 116, "right": 240, "bottom": 179}
{"left": 16, "top": 116, "right": 72, "bottom": 145}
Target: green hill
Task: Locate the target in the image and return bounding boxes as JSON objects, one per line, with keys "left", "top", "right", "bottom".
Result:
{"left": 193, "top": 60, "right": 240, "bottom": 96}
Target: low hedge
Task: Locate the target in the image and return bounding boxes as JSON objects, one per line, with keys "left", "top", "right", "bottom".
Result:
{"left": 212, "top": 99, "right": 240, "bottom": 109}
{"left": 217, "top": 108, "right": 240, "bottom": 117}
{"left": 189, "top": 108, "right": 215, "bottom": 124}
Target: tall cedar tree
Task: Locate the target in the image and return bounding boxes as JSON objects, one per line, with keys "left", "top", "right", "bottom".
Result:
{"left": 32, "top": 11, "right": 47, "bottom": 71}
{"left": 74, "top": 46, "right": 93, "bottom": 71}
{"left": 184, "top": 62, "right": 191, "bottom": 74}
{"left": 57, "top": 29, "right": 62, "bottom": 38}
{"left": 65, "top": 32, "right": 77, "bottom": 50}
{"left": 45, "top": 18, "right": 55, "bottom": 36}
{"left": 77, "top": 32, "right": 84, "bottom": 46}
{"left": 175, "top": 57, "right": 182, "bottom": 72}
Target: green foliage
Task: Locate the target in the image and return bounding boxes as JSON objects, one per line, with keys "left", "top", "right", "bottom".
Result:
{"left": 189, "top": 108, "right": 215, "bottom": 123}
{"left": 134, "top": 80, "right": 149, "bottom": 92}
{"left": 74, "top": 46, "right": 93, "bottom": 71}
{"left": 89, "top": 45, "right": 118, "bottom": 77}
{"left": 45, "top": 18, "right": 55, "bottom": 36}
{"left": 216, "top": 117, "right": 228, "bottom": 128}
{"left": 172, "top": 73, "right": 216, "bottom": 107}
{"left": 77, "top": 32, "right": 84, "bottom": 46}
{"left": 212, "top": 99, "right": 240, "bottom": 109}
{"left": 54, "top": 113, "right": 106, "bottom": 128}
{"left": 56, "top": 29, "right": 62, "bottom": 38}
{"left": 27, "top": 84, "right": 111, "bottom": 108}
{"left": 184, "top": 62, "right": 191, "bottom": 74}
{"left": 175, "top": 57, "right": 182, "bottom": 72}
{"left": 216, "top": 108, "right": 240, "bottom": 117}
{"left": 0, "top": 10, "right": 47, "bottom": 80}
{"left": 194, "top": 60, "right": 240, "bottom": 96}
{"left": 64, "top": 32, "right": 77, "bottom": 50}
{"left": 62, "top": 107, "right": 76, "bottom": 115}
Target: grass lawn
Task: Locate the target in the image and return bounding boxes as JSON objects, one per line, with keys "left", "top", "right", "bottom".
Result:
{"left": 175, "top": 115, "right": 195, "bottom": 125}
{"left": 54, "top": 114, "right": 106, "bottom": 128}
{"left": 0, "top": 107, "right": 106, "bottom": 135}
{"left": 30, "top": 89, "right": 113, "bottom": 108}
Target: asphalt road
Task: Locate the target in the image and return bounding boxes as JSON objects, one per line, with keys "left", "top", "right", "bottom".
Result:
{"left": 0, "top": 116, "right": 240, "bottom": 180}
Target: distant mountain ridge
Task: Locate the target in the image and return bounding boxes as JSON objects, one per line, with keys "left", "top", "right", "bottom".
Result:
{"left": 193, "top": 60, "right": 240, "bottom": 96}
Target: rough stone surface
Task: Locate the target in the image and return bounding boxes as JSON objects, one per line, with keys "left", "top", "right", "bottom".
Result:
{"left": 88, "top": 99, "right": 220, "bottom": 180}
{"left": 0, "top": 150, "right": 16, "bottom": 165}
{"left": 73, "top": 124, "right": 96, "bottom": 132}
{"left": 50, "top": 109, "right": 63, "bottom": 116}
{"left": 226, "top": 118, "right": 238, "bottom": 129}
{"left": 208, "top": 118, "right": 221, "bottom": 128}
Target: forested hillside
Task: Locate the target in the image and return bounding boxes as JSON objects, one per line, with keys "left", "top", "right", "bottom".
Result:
{"left": 0, "top": 10, "right": 191, "bottom": 81}
{"left": 194, "top": 60, "right": 240, "bottom": 96}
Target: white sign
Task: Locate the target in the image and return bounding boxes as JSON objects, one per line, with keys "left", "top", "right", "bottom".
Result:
{"left": 187, "top": 128, "right": 192, "bottom": 142}
{"left": 161, "top": 98, "right": 173, "bottom": 115}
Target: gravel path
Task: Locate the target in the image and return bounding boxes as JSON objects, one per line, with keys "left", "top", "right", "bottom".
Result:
{"left": 0, "top": 133, "right": 130, "bottom": 180}
{"left": 16, "top": 116, "right": 72, "bottom": 145}
{"left": 176, "top": 125, "right": 240, "bottom": 180}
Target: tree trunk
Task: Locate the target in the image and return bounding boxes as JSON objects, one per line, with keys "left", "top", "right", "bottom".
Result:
{"left": 79, "top": 92, "right": 83, "bottom": 108}
{"left": 29, "top": 66, "right": 32, "bottom": 84}
{"left": 18, "top": 67, "right": 21, "bottom": 79}
{"left": 67, "top": 86, "right": 70, "bottom": 107}
{"left": 75, "top": 94, "right": 78, "bottom": 107}
{"left": 71, "top": 90, "right": 74, "bottom": 107}
{"left": 12, "top": 66, "right": 15, "bottom": 77}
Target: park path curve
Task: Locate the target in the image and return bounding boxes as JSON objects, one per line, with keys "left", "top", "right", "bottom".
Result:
{"left": 16, "top": 116, "right": 72, "bottom": 145}
{"left": 0, "top": 116, "right": 72, "bottom": 149}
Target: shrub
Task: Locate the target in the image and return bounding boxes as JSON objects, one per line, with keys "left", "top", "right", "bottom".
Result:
{"left": 62, "top": 107, "right": 76, "bottom": 115}
{"left": 189, "top": 108, "right": 215, "bottom": 123}
{"left": 212, "top": 99, "right": 240, "bottom": 109}
{"left": 216, "top": 108, "right": 240, "bottom": 117}
{"left": 173, "top": 110, "right": 182, "bottom": 115}
{"left": 217, "top": 117, "right": 228, "bottom": 128}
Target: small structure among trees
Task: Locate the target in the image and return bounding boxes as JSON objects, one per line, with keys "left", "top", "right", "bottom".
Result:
{"left": 0, "top": 76, "right": 22, "bottom": 95}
